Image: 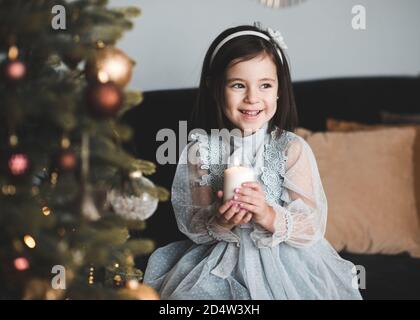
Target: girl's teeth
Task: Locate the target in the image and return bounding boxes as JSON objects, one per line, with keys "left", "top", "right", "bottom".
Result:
{"left": 241, "top": 110, "right": 260, "bottom": 116}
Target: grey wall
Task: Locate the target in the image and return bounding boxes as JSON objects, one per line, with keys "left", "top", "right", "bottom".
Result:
{"left": 110, "top": 0, "right": 420, "bottom": 92}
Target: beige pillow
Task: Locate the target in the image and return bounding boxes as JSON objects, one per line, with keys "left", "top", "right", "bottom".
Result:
{"left": 294, "top": 127, "right": 420, "bottom": 257}
{"left": 325, "top": 118, "right": 420, "bottom": 217}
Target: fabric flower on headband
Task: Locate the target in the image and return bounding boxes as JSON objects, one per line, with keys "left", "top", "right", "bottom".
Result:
{"left": 254, "top": 21, "right": 288, "bottom": 50}
{"left": 267, "top": 27, "right": 288, "bottom": 50}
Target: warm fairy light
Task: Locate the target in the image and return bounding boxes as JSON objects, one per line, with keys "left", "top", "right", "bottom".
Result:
{"left": 88, "top": 266, "right": 95, "bottom": 284}
{"left": 114, "top": 275, "right": 122, "bottom": 285}
{"left": 96, "top": 40, "right": 105, "bottom": 49}
{"left": 50, "top": 172, "right": 58, "bottom": 185}
{"left": 14, "top": 257, "right": 29, "bottom": 271}
{"left": 2, "top": 185, "right": 16, "bottom": 195}
{"left": 114, "top": 263, "right": 119, "bottom": 268}
{"left": 97, "top": 70, "right": 109, "bottom": 83}
{"left": 9, "top": 134, "right": 18, "bottom": 147}
{"left": 129, "top": 170, "right": 142, "bottom": 179}
{"left": 114, "top": 275, "right": 122, "bottom": 281}
{"left": 8, "top": 45, "right": 19, "bottom": 60}
{"left": 42, "top": 206, "right": 51, "bottom": 216}
{"left": 126, "top": 279, "right": 139, "bottom": 290}
{"left": 61, "top": 137, "right": 71, "bottom": 149}
{"left": 23, "top": 235, "right": 36, "bottom": 249}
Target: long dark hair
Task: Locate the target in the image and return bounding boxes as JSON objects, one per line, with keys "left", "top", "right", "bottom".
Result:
{"left": 190, "top": 24, "right": 298, "bottom": 136}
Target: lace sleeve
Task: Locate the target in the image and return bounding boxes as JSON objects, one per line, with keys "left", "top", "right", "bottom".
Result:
{"left": 252, "top": 135, "right": 328, "bottom": 248}
{"left": 171, "top": 140, "right": 240, "bottom": 246}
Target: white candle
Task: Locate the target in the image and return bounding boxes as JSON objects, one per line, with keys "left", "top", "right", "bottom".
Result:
{"left": 223, "top": 165, "right": 255, "bottom": 202}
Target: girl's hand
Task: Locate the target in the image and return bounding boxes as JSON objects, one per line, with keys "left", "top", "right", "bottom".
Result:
{"left": 215, "top": 190, "right": 253, "bottom": 229}
{"left": 232, "top": 182, "right": 276, "bottom": 228}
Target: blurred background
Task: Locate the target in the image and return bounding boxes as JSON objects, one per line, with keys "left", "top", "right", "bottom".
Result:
{"left": 111, "top": 0, "right": 420, "bottom": 91}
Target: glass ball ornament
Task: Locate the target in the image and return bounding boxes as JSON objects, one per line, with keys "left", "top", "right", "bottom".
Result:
{"left": 8, "top": 153, "right": 30, "bottom": 176}
{"left": 106, "top": 171, "right": 159, "bottom": 221}
{"left": 3, "top": 59, "right": 26, "bottom": 82}
{"left": 85, "top": 47, "right": 133, "bottom": 88}
{"left": 86, "top": 81, "right": 123, "bottom": 118}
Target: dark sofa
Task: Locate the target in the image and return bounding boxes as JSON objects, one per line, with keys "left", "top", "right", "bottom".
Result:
{"left": 122, "top": 76, "right": 420, "bottom": 300}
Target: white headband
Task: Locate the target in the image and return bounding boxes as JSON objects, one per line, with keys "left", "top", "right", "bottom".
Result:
{"left": 209, "top": 27, "right": 288, "bottom": 66}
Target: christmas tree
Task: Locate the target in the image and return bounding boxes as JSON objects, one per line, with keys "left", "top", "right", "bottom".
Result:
{"left": 0, "top": 0, "right": 168, "bottom": 299}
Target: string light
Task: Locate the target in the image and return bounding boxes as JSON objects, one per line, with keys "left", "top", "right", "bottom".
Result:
{"left": 113, "top": 275, "right": 122, "bottom": 286}
{"left": 8, "top": 45, "right": 19, "bottom": 60}
{"left": 23, "top": 235, "right": 36, "bottom": 249}
{"left": 50, "top": 172, "right": 58, "bottom": 185}
{"left": 88, "top": 267, "right": 94, "bottom": 285}
{"left": 96, "top": 40, "right": 105, "bottom": 49}
{"left": 9, "top": 134, "right": 18, "bottom": 147}
{"left": 61, "top": 136, "right": 71, "bottom": 149}
{"left": 2, "top": 185, "right": 16, "bottom": 195}
{"left": 42, "top": 206, "right": 51, "bottom": 216}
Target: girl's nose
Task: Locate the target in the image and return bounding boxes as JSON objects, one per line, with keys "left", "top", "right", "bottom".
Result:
{"left": 244, "top": 88, "right": 260, "bottom": 104}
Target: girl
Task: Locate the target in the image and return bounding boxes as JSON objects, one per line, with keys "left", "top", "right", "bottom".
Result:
{"left": 143, "top": 23, "right": 363, "bottom": 300}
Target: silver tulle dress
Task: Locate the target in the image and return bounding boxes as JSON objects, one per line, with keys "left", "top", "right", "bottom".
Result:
{"left": 143, "top": 123, "right": 363, "bottom": 300}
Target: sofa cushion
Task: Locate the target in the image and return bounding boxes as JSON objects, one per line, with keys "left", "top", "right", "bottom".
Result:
{"left": 295, "top": 126, "right": 420, "bottom": 257}
{"left": 326, "top": 118, "right": 420, "bottom": 217}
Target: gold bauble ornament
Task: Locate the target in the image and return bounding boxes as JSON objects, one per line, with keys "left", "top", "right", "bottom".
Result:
{"left": 85, "top": 47, "right": 133, "bottom": 88}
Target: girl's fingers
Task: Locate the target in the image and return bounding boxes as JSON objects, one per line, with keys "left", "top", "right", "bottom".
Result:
{"left": 218, "top": 199, "right": 235, "bottom": 214}
{"left": 231, "top": 209, "right": 247, "bottom": 224}
{"left": 238, "top": 202, "right": 258, "bottom": 213}
{"left": 223, "top": 203, "right": 240, "bottom": 220}
{"left": 235, "top": 187, "right": 265, "bottom": 203}
{"left": 241, "top": 182, "right": 262, "bottom": 192}
{"left": 243, "top": 213, "right": 253, "bottom": 223}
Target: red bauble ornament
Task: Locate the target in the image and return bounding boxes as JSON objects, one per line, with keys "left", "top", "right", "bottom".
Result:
{"left": 3, "top": 59, "right": 26, "bottom": 82}
{"left": 14, "top": 257, "right": 30, "bottom": 271}
{"left": 58, "top": 149, "right": 78, "bottom": 171}
{"left": 86, "top": 81, "right": 123, "bottom": 117}
{"left": 8, "top": 153, "right": 30, "bottom": 176}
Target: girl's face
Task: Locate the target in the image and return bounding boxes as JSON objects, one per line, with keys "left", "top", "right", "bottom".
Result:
{"left": 223, "top": 53, "right": 279, "bottom": 136}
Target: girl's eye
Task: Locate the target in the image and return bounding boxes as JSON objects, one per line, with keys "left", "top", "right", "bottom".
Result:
{"left": 261, "top": 83, "right": 272, "bottom": 89}
{"left": 231, "top": 83, "right": 272, "bottom": 89}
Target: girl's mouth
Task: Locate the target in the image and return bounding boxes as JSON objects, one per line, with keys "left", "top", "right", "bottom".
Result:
{"left": 239, "top": 109, "right": 262, "bottom": 119}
